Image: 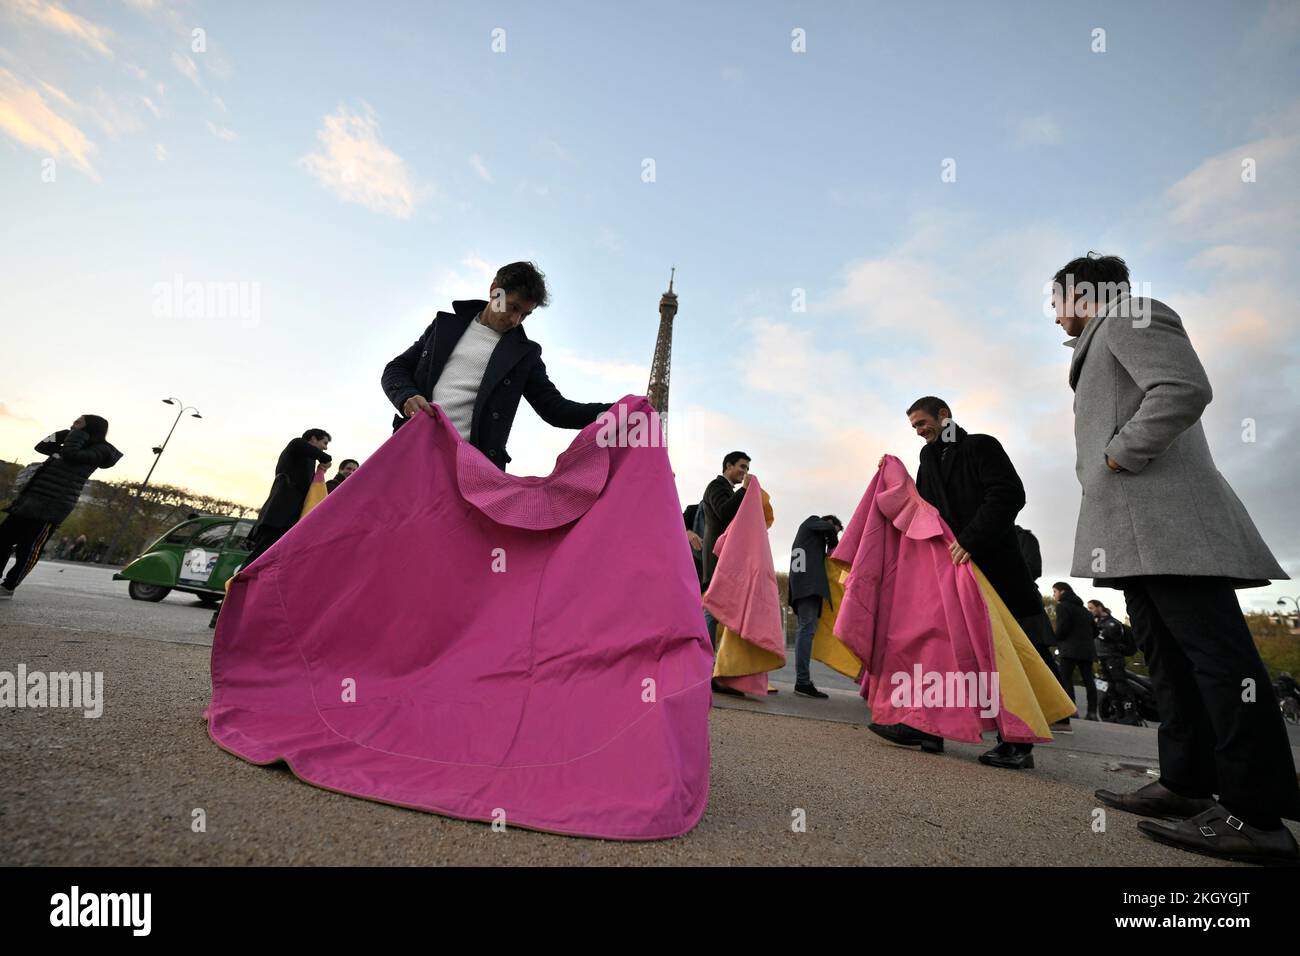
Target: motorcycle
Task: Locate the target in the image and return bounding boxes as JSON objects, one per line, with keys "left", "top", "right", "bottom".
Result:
{"left": 1095, "top": 668, "right": 1159, "bottom": 726}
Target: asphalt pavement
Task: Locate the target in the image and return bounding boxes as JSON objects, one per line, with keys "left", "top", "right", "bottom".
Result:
{"left": 3, "top": 561, "right": 1297, "bottom": 865}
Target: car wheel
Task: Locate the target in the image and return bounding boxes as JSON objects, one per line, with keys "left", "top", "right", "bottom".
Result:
{"left": 128, "top": 581, "right": 171, "bottom": 602}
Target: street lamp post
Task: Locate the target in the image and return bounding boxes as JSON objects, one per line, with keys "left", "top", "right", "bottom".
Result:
{"left": 105, "top": 397, "right": 202, "bottom": 563}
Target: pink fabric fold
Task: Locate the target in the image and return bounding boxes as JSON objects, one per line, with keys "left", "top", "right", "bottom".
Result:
{"left": 207, "top": 394, "right": 714, "bottom": 840}
{"left": 703, "top": 477, "right": 785, "bottom": 696}
{"left": 831, "top": 455, "right": 1040, "bottom": 743}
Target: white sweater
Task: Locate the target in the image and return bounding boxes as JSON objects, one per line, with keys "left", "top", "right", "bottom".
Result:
{"left": 432, "top": 315, "right": 503, "bottom": 440}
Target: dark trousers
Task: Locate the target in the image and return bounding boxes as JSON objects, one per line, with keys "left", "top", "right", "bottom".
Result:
{"left": 1124, "top": 575, "right": 1300, "bottom": 828}
{"left": 0, "top": 514, "right": 56, "bottom": 590}
{"left": 1059, "top": 657, "right": 1098, "bottom": 712}
{"left": 244, "top": 524, "right": 289, "bottom": 568}
{"left": 792, "top": 595, "right": 822, "bottom": 685}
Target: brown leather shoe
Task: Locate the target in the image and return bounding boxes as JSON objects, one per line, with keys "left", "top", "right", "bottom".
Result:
{"left": 1095, "top": 780, "right": 1216, "bottom": 820}
{"left": 1137, "top": 805, "right": 1300, "bottom": 866}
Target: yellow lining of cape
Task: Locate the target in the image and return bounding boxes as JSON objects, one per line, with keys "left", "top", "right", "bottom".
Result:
{"left": 973, "top": 565, "right": 1078, "bottom": 736}
{"left": 811, "top": 559, "right": 863, "bottom": 681}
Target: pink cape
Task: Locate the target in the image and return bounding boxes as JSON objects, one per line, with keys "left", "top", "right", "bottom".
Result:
{"left": 207, "top": 395, "right": 714, "bottom": 840}
{"left": 703, "top": 476, "right": 785, "bottom": 696}
{"left": 831, "top": 455, "right": 1067, "bottom": 743}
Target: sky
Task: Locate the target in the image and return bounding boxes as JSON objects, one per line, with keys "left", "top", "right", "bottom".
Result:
{"left": 1, "top": 0, "right": 1297, "bottom": 619}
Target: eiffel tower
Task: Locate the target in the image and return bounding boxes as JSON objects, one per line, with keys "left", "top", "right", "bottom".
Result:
{"left": 646, "top": 267, "right": 677, "bottom": 416}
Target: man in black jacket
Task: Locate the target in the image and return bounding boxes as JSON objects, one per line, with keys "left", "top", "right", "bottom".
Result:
{"left": 380, "top": 261, "right": 609, "bottom": 471}
{"left": 699, "top": 451, "right": 752, "bottom": 695}
{"left": 787, "top": 514, "right": 843, "bottom": 699}
{"left": 326, "top": 459, "right": 358, "bottom": 493}
{"left": 873, "top": 397, "right": 1067, "bottom": 767}
{"left": 1, "top": 415, "right": 122, "bottom": 598}
{"left": 246, "top": 429, "right": 332, "bottom": 566}
{"left": 1088, "top": 600, "right": 1141, "bottom": 725}
{"left": 1053, "top": 582, "right": 1097, "bottom": 720}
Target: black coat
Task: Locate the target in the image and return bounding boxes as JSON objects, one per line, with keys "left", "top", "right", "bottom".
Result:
{"left": 381, "top": 299, "right": 609, "bottom": 471}
{"left": 1016, "top": 526, "right": 1042, "bottom": 581}
{"left": 683, "top": 503, "right": 705, "bottom": 589}
{"left": 787, "top": 515, "right": 840, "bottom": 610}
{"left": 1053, "top": 591, "right": 1096, "bottom": 660}
{"left": 915, "top": 425, "right": 1042, "bottom": 620}
{"left": 253, "top": 438, "right": 331, "bottom": 534}
{"left": 700, "top": 475, "right": 746, "bottom": 587}
{"left": 5, "top": 429, "right": 122, "bottom": 525}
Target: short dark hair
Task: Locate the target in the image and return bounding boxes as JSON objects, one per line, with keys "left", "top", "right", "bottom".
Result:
{"left": 906, "top": 396, "right": 950, "bottom": 420}
{"left": 494, "top": 261, "right": 549, "bottom": 308}
{"left": 820, "top": 514, "right": 842, "bottom": 530}
{"left": 80, "top": 414, "right": 109, "bottom": 443}
{"left": 1053, "top": 252, "right": 1130, "bottom": 311}
{"left": 722, "top": 451, "right": 751, "bottom": 469}
{"left": 338, "top": 459, "right": 359, "bottom": 470}
{"left": 303, "top": 429, "right": 331, "bottom": 442}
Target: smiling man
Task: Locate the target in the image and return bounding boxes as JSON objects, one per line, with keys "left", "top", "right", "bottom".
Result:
{"left": 873, "top": 396, "right": 1072, "bottom": 767}
{"left": 380, "top": 261, "right": 610, "bottom": 471}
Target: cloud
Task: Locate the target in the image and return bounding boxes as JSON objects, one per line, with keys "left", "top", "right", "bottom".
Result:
{"left": 299, "top": 101, "right": 418, "bottom": 219}
{"left": 0, "top": 68, "right": 98, "bottom": 178}
{"left": 10, "top": 0, "right": 113, "bottom": 58}
{"left": 86, "top": 87, "right": 144, "bottom": 137}
{"left": 154, "top": 142, "right": 167, "bottom": 161}
{"left": 1015, "top": 113, "right": 1063, "bottom": 146}
{"left": 170, "top": 51, "right": 200, "bottom": 87}
{"left": 546, "top": 349, "right": 648, "bottom": 391}
{"left": 431, "top": 255, "right": 495, "bottom": 301}
{"left": 0, "top": 402, "right": 38, "bottom": 425}
{"left": 1164, "top": 131, "right": 1299, "bottom": 242}
{"left": 469, "top": 152, "right": 492, "bottom": 183}
{"left": 205, "top": 119, "right": 236, "bottom": 141}
{"left": 538, "top": 139, "right": 572, "bottom": 162}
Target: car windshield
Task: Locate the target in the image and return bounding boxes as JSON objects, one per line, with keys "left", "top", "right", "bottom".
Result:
{"left": 191, "top": 523, "right": 233, "bottom": 548}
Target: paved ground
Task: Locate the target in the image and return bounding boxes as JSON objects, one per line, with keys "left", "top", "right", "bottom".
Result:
{"left": 3, "top": 562, "right": 1298, "bottom": 865}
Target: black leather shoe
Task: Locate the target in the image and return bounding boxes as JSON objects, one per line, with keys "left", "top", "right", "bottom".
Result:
{"left": 711, "top": 680, "right": 744, "bottom": 697}
{"left": 867, "top": 722, "right": 944, "bottom": 753}
{"left": 1095, "top": 780, "right": 1216, "bottom": 821}
{"left": 794, "top": 682, "right": 829, "bottom": 699}
{"left": 979, "top": 742, "right": 1035, "bottom": 769}
{"left": 1051, "top": 719, "right": 1073, "bottom": 734}
{"left": 1137, "top": 805, "right": 1300, "bottom": 866}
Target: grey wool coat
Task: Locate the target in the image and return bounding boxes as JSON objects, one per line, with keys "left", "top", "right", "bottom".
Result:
{"left": 1067, "top": 295, "right": 1286, "bottom": 588}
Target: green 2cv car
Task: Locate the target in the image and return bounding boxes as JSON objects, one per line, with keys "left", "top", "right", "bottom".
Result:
{"left": 113, "top": 514, "right": 254, "bottom": 606}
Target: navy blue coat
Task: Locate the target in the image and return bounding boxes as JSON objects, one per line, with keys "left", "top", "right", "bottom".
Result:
{"left": 381, "top": 299, "right": 609, "bottom": 471}
{"left": 787, "top": 515, "right": 840, "bottom": 611}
